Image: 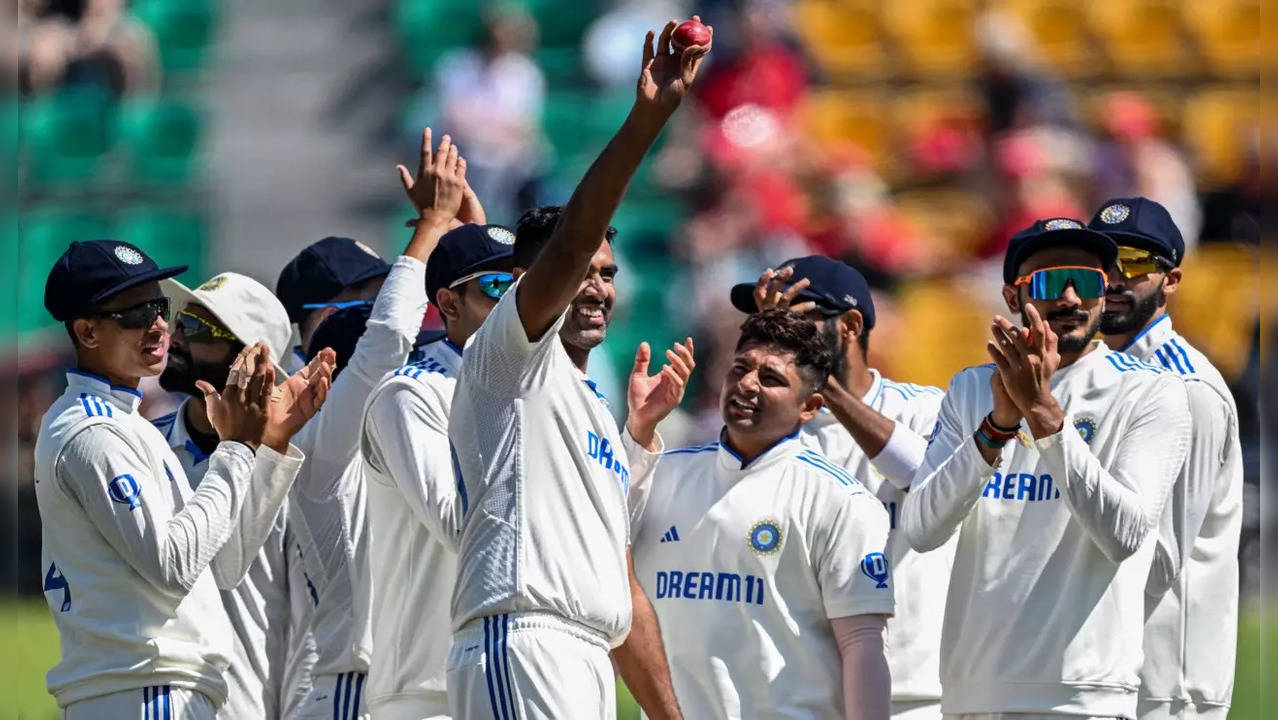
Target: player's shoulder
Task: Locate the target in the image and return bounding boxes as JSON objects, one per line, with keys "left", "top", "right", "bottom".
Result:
{"left": 876, "top": 374, "right": 944, "bottom": 420}
{"left": 791, "top": 447, "right": 869, "bottom": 494}
{"left": 658, "top": 441, "right": 720, "bottom": 464}
{"left": 942, "top": 363, "right": 996, "bottom": 399}
{"left": 151, "top": 410, "right": 179, "bottom": 437}
{"left": 1150, "top": 332, "right": 1229, "bottom": 388}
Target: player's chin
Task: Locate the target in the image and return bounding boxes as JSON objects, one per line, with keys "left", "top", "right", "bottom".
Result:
{"left": 562, "top": 323, "right": 608, "bottom": 350}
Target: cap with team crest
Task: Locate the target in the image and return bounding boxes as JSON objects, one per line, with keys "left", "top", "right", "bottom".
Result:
{"left": 163, "top": 272, "right": 293, "bottom": 375}
{"left": 1002, "top": 218, "right": 1117, "bottom": 284}
{"left": 44, "top": 239, "right": 188, "bottom": 321}
{"left": 424, "top": 224, "right": 517, "bottom": 304}
{"left": 729, "top": 255, "right": 876, "bottom": 328}
{"left": 1087, "top": 197, "right": 1185, "bottom": 266}
{"left": 276, "top": 236, "right": 392, "bottom": 323}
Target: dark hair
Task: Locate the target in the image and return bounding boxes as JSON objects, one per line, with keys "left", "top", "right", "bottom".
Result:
{"left": 735, "top": 309, "right": 836, "bottom": 392}
{"left": 513, "top": 205, "right": 618, "bottom": 268}
{"left": 857, "top": 327, "right": 870, "bottom": 359}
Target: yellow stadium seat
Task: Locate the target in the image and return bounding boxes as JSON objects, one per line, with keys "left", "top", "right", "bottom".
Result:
{"left": 1182, "top": 88, "right": 1260, "bottom": 185}
{"left": 800, "top": 90, "right": 889, "bottom": 169}
{"left": 1002, "top": 0, "right": 1098, "bottom": 77}
{"left": 796, "top": 0, "right": 888, "bottom": 76}
{"left": 883, "top": 0, "right": 979, "bottom": 77}
{"left": 1184, "top": 0, "right": 1260, "bottom": 76}
{"left": 881, "top": 278, "right": 995, "bottom": 387}
{"left": 1167, "top": 243, "right": 1258, "bottom": 381}
{"left": 1087, "top": 0, "right": 1189, "bottom": 76}
{"left": 893, "top": 189, "right": 995, "bottom": 263}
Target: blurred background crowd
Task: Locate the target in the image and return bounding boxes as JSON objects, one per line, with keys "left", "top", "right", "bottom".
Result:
{"left": 3, "top": 0, "right": 1265, "bottom": 701}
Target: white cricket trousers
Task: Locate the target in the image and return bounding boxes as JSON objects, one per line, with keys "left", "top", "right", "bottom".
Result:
{"left": 294, "top": 672, "right": 369, "bottom": 720}
{"left": 62, "top": 685, "right": 216, "bottom": 720}
{"left": 893, "top": 700, "right": 942, "bottom": 720}
{"left": 446, "top": 612, "right": 615, "bottom": 720}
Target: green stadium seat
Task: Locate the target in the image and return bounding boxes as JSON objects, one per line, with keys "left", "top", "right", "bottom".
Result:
{"left": 395, "top": 0, "right": 484, "bottom": 78}
{"left": 132, "top": 0, "right": 218, "bottom": 73}
{"left": 542, "top": 88, "right": 633, "bottom": 162}
{"left": 527, "top": 0, "right": 596, "bottom": 49}
{"left": 116, "top": 206, "right": 209, "bottom": 283}
{"left": 18, "top": 209, "right": 113, "bottom": 333}
{"left": 20, "top": 89, "right": 115, "bottom": 186}
{"left": 117, "top": 97, "right": 203, "bottom": 185}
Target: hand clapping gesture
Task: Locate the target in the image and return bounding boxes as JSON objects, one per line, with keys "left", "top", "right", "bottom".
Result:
{"left": 199, "top": 343, "right": 334, "bottom": 453}
{"left": 986, "top": 305, "right": 1065, "bottom": 438}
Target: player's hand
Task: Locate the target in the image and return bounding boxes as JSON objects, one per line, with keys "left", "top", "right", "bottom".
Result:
{"left": 457, "top": 179, "right": 486, "bottom": 226}
{"left": 636, "top": 18, "right": 712, "bottom": 117}
{"left": 261, "top": 348, "right": 335, "bottom": 453}
{"left": 198, "top": 343, "right": 273, "bottom": 450}
{"left": 987, "top": 305, "right": 1063, "bottom": 438}
{"left": 396, "top": 128, "right": 468, "bottom": 227}
{"left": 626, "top": 338, "right": 695, "bottom": 450}
{"left": 753, "top": 266, "right": 817, "bottom": 314}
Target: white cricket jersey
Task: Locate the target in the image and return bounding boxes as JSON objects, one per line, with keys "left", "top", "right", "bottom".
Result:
{"left": 629, "top": 431, "right": 894, "bottom": 719}
{"left": 801, "top": 369, "right": 952, "bottom": 703}
{"left": 34, "top": 369, "right": 303, "bottom": 708}
{"left": 153, "top": 400, "right": 318, "bottom": 720}
{"left": 449, "top": 276, "right": 633, "bottom": 645}
{"left": 1120, "top": 315, "right": 1242, "bottom": 716}
{"left": 360, "top": 337, "right": 466, "bottom": 717}
{"left": 901, "top": 342, "right": 1191, "bottom": 718}
{"left": 290, "top": 255, "right": 429, "bottom": 681}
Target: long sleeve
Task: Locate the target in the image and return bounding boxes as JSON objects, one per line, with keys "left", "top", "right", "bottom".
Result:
{"left": 295, "top": 255, "right": 428, "bottom": 500}
{"left": 1145, "top": 378, "right": 1233, "bottom": 595}
{"left": 831, "top": 614, "right": 891, "bottom": 720}
{"left": 210, "top": 443, "right": 306, "bottom": 589}
{"left": 362, "top": 380, "right": 463, "bottom": 547}
{"left": 1035, "top": 374, "right": 1190, "bottom": 564}
{"left": 56, "top": 426, "right": 256, "bottom": 596}
{"left": 620, "top": 427, "right": 664, "bottom": 529}
{"left": 901, "top": 373, "right": 998, "bottom": 553}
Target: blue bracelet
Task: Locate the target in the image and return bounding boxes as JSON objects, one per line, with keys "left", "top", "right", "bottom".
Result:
{"left": 974, "top": 426, "right": 1009, "bottom": 450}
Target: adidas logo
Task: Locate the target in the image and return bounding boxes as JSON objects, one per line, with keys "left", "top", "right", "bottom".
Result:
{"left": 659, "top": 526, "right": 680, "bottom": 543}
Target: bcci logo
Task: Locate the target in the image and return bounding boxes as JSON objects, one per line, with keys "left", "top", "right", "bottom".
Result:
{"left": 198, "top": 275, "right": 229, "bottom": 292}
{"left": 748, "top": 521, "right": 782, "bottom": 555}
{"left": 487, "top": 227, "right": 515, "bottom": 245}
{"left": 1044, "top": 218, "right": 1083, "bottom": 231}
{"left": 108, "top": 474, "right": 142, "bottom": 510}
{"left": 860, "top": 552, "right": 889, "bottom": 589}
{"left": 1099, "top": 204, "right": 1130, "bottom": 224}
{"left": 114, "top": 245, "right": 144, "bottom": 265}
{"left": 1074, "top": 417, "right": 1097, "bottom": 444}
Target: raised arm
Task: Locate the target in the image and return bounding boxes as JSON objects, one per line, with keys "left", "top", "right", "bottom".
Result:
{"left": 515, "top": 20, "right": 711, "bottom": 340}
{"left": 612, "top": 550, "right": 682, "bottom": 720}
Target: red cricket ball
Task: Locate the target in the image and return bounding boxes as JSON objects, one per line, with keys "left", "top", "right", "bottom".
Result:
{"left": 672, "top": 18, "right": 711, "bottom": 51}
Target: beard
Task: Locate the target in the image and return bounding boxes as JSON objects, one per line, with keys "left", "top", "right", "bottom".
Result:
{"left": 159, "top": 345, "right": 234, "bottom": 397}
{"left": 1026, "top": 307, "right": 1103, "bottom": 355}
{"left": 820, "top": 319, "right": 847, "bottom": 382}
{"left": 1099, "top": 282, "right": 1165, "bottom": 335}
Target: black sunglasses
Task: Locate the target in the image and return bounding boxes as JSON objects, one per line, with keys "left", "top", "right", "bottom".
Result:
{"left": 94, "top": 297, "right": 171, "bottom": 329}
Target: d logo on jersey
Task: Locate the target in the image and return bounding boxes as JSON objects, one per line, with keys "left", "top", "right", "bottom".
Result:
{"left": 748, "top": 521, "right": 782, "bottom": 555}
{"left": 1073, "top": 416, "right": 1097, "bottom": 444}
{"left": 108, "top": 474, "right": 142, "bottom": 510}
{"left": 860, "top": 552, "right": 889, "bottom": 589}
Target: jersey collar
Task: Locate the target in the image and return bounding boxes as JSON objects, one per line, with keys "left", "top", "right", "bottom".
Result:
{"left": 717, "top": 427, "right": 802, "bottom": 472}
{"left": 65, "top": 368, "right": 143, "bottom": 413}
{"left": 1116, "top": 313, "right": 1174, "bottom": 360}
{"left": 1050, "top": 339, "right": 1112, "bottom": 387}
{"left": 161, "top": 397, "right": 210, "bottom": 466}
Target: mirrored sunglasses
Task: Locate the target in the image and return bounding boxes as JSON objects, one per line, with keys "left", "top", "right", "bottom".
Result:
{"left": 176, "top": 310, "right": 237, "bottom": 343}
{"left": 1115, "top": 246, "right": 1172, "bottom": 279}
{"left": 95, "top": 297, "right": 171, "bottom": 329}
{"left": 450, "top": 271, "right": 515, "bottom": 300}
{"left": 1013, "top": 266, "right": 1107, "bottom": 300}
{"left": 300, "top": 299, "right": 374, "bottom": 311}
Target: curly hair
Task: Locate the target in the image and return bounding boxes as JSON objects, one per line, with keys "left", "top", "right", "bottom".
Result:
{"left": 513, "top": 205, "right": 618, "bottom": 268}
{"left": 735, "top": 309, "right": 836, "bottom": 392}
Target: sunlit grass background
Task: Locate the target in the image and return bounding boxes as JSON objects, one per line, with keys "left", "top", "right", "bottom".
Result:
{"left": 2, "top": 597, "right": 1267, "bottom": 719}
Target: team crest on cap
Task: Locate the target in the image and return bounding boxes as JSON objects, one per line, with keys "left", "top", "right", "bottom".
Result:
{"left": 1099, "top": 204, "right": 1130, "bottom": 224}
{"left": 1074, "top": 416, "right": 1097, "bottom": 443}
{"left": 1044, "top": 219, "right": 1083, "bottom": 231}
{"left": 354, "top": 240, "right": 382, "bottom": 259}
{"left": 748, "top": 521, "right": 782, "bottom": 555}
{"left": 114, "top": 245, "right": 144, "bottom": 265}
{"left": 197, "top": 276, "right": 228, "bottom": 292}
{"left": 487, "top": 227, "right": 515, "bottom": 245}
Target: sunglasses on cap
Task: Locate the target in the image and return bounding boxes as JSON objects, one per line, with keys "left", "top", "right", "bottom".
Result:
{"left": 94, "top": 297, "right": 171, "bottom": 329}
{"left": 300, "top": 299, "right": 374, "bottom": 311}
{"left": 176, "top": 310, "right": 237, "bottom": 343}
{"left": 1013, "top": 266, "right": 1107, "bottom": 300}
{"left": 1115, "top": 246, "right": 1173, "bottom": 279}
{"left": 449, "top": 271, "right": 515, "bottom": 300}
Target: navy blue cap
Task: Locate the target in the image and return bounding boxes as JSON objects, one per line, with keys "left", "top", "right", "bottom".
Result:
{"left": 276, "top": 237, "right": 392, "bottom": 323}
{"left": 729, "top": 256, "right": 876, "bottom": 329}
{"left": 1087, "top": 197, "right": 1185, "bottom": 266}
{"left": 305, "top": 302, "right": 440, "bottom": 376}
{"left": 1002, "top": 218, "right": 1118, "bottom": 284}
{"left": 44, "top": 240, "right": 187, "bottom": 322}
{"left": 425, "top": 224, "right": 516, "bottom": 304}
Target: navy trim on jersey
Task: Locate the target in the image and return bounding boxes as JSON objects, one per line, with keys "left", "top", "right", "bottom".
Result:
{"left": 1105, "top": 352, "right": 1165, "bottom": 374}
{"left": 152, "top": 411, "right": 178, "bottom": 438}
{"left": 78, "top": 392, "right": 113, "bottom": 418}
{"left": 719, "top": 428, "right": 801, "bottom": 470}
{"left": 1118, "top": 313, "right": 1171, "bottom": 352}
{"left": 796, "top": 449, "right": 858, "bottom": 486}
{"left": 443, "top": 338, "right": 464, "bottom": 357}
{"left": 662, "top": 442, "right": 718, "bottom": 457}
{"left": 501, "top": 614, "right": 518, "bottom": 719}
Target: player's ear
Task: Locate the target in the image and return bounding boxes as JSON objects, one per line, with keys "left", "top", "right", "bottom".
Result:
{"left": 838, "top": 310, "right": 863, "bottom": 343}
{"left": 72, "top": 318, "right": 100, "bottom": 349}
{"left": 799, "top": 389, "right": 824, "bottom": 424}
{"left": 1002, "top": 284, "right": 1021, "bottom": 315}
{"left": 435, "top": 287, "right": 462, "bottom": 323}
{"left": 512, "top": 267, "right": 527, "bottom": 279}
{"left": 1162, "top": 267, "right": 1182, "bottom": 298}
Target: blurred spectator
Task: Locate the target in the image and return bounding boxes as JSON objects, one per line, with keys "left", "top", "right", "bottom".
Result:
{"left": 583, "top": 0, "right": 686, "bottom": 89}
{"left": 1091, "top": 91, "right": 1201, "bottom": 249}
{"left": 18, "top": 0, "right": 158, "bottom": 98}
{"left": 974, "top": 10, "right": 1074, "bottom": 135}
{"left": 695, "top": 0, "right": 808, "bottom": 124}
{"left": 433, "top": 5, "right": 546, "bottom": 223}
{"left": 1199, "top": 131, "right": 1260, "bottom": 245}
